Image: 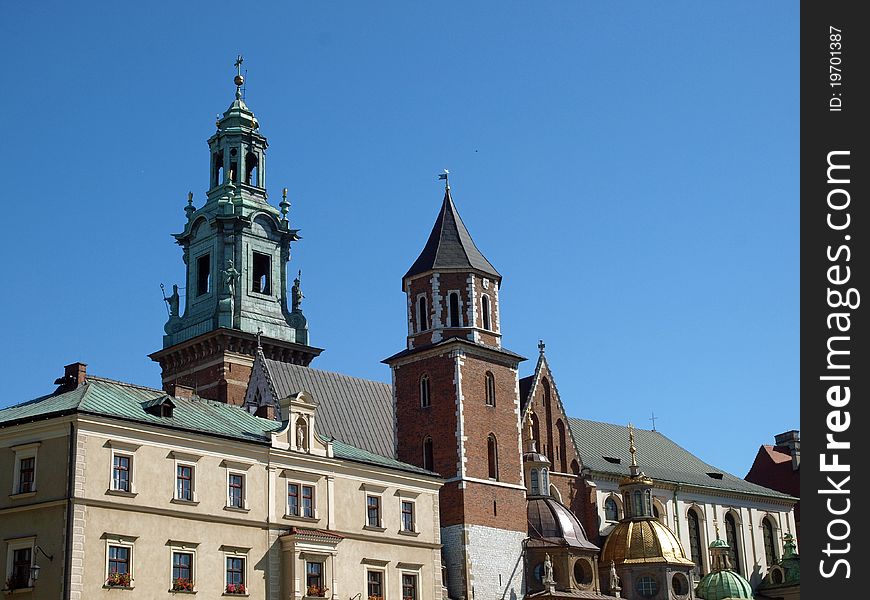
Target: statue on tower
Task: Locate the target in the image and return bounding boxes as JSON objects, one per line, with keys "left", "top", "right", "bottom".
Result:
{"left": 165, "top": 284, "right": 180, "bottom": 318}
{"left": 223, "top": 259, "right": 241, "bottom": 297}
{"left": 292, "top": 270, "right": 304, "bottom": 312}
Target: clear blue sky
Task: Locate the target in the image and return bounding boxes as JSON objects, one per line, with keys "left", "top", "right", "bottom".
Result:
{"left": 0, "top": 2, "right": 798, "bottom": 478}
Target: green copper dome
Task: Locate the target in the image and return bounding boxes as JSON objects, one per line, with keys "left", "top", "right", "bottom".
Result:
{"left": 709, "top": 538, "right": 730, "bottom": 549}
{"left": 695, "top": 570, "right": 754, "bottom": 600}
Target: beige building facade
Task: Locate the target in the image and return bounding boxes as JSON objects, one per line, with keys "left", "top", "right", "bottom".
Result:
{"left": 0, "top": 368, "right": 443, "bottom": 600}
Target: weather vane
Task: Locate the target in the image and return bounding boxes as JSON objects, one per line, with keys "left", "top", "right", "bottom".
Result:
{"left": 438, "top": 169, "right": 450, "bottom": 190}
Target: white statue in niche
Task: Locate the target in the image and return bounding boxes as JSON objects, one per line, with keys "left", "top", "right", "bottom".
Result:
{"left": 296, "top": 419, "right": 307, "bottom": 451}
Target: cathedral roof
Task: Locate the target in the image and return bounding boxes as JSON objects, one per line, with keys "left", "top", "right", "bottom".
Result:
{"left": 599, "top": 518, "right": 695, "bottom": 566}
{"left": 695, "top": 570, "right": 754, "bottom": 600}
{"left": 261, "top": 359, "right": 395, "bottom": 459}
{"left": 0, "top": 375, "right": 432, "bottom": 477}
{"left": 404, "top": 188, "right": 500, "bottom": 281}
{"left": 568, "top": 418, "right": 795, "bottom": 500}
{"left": 527, "top": 496, "right": 599, "bottom": 551}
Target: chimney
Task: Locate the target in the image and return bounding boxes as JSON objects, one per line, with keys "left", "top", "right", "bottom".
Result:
{"left": 54, "top": 362, "right": 88, "bottom": 393}
{"left": 774, "top": 430, "right": 800, "bottom": 470}
{"left": 167, "top": 383, "right": 195, "bottom": 400}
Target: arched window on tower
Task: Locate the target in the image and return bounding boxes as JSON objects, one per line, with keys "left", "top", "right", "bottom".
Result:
{"left": 212, "top": 151, "right": 224, "bottom": 188}
{"left": 417, "top": 296, "right": 429, "bottom": 332}
{"left": 725, "top": 512, "right": 742, "bottom": 573}
{"left": 420, "top": 374, "right": 431, "bottom": 408}
{"left": 762, "top": 517, "right": 778, "bottom": 568}
{"left": 481, "top": 295, "right": 491, "bottom": 330}
{"left": 687, "top": 508, "right": 704, "bottom": 576}
{"left": 449, "top": 292, "right": 461, "bottom": 327}
{"left": 485, "top": 372, "right": 496, "bottom": 406}
{"left": 245, "top": 152, "right": 259, "bottom": 186}
{"left": 530, "top": 468, "right": 540, "bottom": 495}
{"left": 422, "top": 436, "right": 434, "bottom": 471}
{"left": 230, "top": 147, "right": 239, "bottom": 183}
{"left": 604, "top": 497, "right": 619, "bottom": 521}
{"left": 487, "top": 434, "right": 499, "bottom": 480}
{"left": 556, "top": 420, "right": 567, "bottom": 472}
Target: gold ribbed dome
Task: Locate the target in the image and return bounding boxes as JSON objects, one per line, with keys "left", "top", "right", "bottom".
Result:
{"left": 601, "top": 518, "right": 695, "bottom": 566}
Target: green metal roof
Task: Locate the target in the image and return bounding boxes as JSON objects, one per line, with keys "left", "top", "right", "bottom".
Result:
{"left": 695, "top": 570, "right": 754, "bottom": 600}
{"left": 568, "top": 418, "right": 794, "bottom": 500}
{"left": 0, "top": 377, "right": 435, "bottom": 477}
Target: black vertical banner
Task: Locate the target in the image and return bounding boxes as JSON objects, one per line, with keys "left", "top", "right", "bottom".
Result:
{"left": 802, "top": 2, "right": 869, "bottom": 597}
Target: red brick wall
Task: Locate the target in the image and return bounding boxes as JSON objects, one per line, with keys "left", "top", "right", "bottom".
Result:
{"left": 159, "top": 358, "right": 252, "bottom": 405}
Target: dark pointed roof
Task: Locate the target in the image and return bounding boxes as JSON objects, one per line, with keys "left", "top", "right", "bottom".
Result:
{"left": 404, "top": 189, "right": 500, "bottom": 280}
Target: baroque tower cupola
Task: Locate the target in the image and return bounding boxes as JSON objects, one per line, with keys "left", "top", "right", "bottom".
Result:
{"left": 150, "top": 58, "right": 322, "bottom": 405}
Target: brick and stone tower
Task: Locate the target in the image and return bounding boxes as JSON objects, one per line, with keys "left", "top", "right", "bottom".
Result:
{"left": 385, "top": 176, "right": 527, "bottom": 600}
{"left": 150, "top": 59, "right": 321, "bottom": 406}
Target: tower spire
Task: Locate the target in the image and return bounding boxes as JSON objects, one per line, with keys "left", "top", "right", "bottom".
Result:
{"left": 234, "top": 55, "right": 244, "bottom": 99}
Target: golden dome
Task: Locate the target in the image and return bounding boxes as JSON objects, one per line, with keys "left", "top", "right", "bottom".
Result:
{"left": 600, "top": 518, "right": 695, "bottom": 566}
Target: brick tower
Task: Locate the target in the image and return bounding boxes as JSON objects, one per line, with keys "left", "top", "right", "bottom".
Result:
{"left": 385, "top": 176, "right": 527, "bottom": 600}
{"left": 150, "top": 60, "right": 321, "bottom": 405}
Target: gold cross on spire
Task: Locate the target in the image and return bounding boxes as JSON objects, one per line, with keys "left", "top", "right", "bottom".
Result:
{"left": 628, "top": 423, "right": 638, "bottom": 467}
{"left": 233, "top": 55, "right": 245, "bottom": 98}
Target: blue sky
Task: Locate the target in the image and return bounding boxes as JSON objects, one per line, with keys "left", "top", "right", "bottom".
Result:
{"left": 0, "top": 2, "right": 798, "bottom": 477}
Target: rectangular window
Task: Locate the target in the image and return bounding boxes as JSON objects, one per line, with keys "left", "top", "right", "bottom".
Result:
{"left": 225, "top": 556, "right": 245, "bottom": 592}
{"left": 402, "top": 573, "right": 418, "bottom": 600}
{"left": 106, "top": 545, "right": 131, "bottom": 587}
{"left": 112, "top": 455, "right": 131, "bottom": 492}
{"left": 228, "top": 473, "right": 245, "bottom": 508}
{"left": 306, "top": 562, "right": 324, "bottom": 596}
{"left": 176, "top": 464, "right": 193, "bottom": 501}
{"left": 367, "top": 570, "right": 383, "bottom": 599}
{"left": 17, "top": 457, "right": 35, "bottom": 494}
{"left": 366, "top": 495, "right": 381, "bottom": 528}
{"left": 401, "top": 500, "right": 415, "bottom": 532}
{"left": 11, "top": 547, "right": 32, "bottom": 588}
{"left": 288, "top": 483, "right": 299, "bottom": 516}
{"left": 252, "top": 252, "right": 271, "bottom": 294}
{"left": 302, "top": 485, "right": 314, "bottom": 518}
{"left": 172, "top": 551, "right": 193, "bottom": 590}
{"left": 196, "top": 254, "right": 211, "bottom": 296}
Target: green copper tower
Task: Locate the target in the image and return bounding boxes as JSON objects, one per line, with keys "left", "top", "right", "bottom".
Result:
{"left": 150, "top": 58, "right": 321, "bottom": 406}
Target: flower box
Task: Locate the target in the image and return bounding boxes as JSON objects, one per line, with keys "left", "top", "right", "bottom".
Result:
{"left": 225, "top": 583, "right": 247, "bottom": 595}
{"left": 106, "top": 572, "right": 132, "bottom": 587}
{"left": 306, "top": 584, "right": 329, "bottom": 597}
{"left": 172, "top": 578, "right": 194, "bottom": 592}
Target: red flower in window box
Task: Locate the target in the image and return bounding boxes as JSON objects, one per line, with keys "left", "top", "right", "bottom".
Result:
{"left": 306, "top": 584, "right": 329, "bottom": 597}
{"left": 225, "top": 583, "right": 247, "bottom": 595}
{"left": 172, "top": 577, "right": 194, "bottom": 591}
{"left": 105, "top": 572, "right": 132, "bottom": 587}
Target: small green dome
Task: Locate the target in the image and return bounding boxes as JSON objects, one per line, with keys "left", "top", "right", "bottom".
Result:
{"left": 695, "top": 570, "right": 754, "bottom": 600}
{"left": 709, "top": 538, "right": 730, "bottom": 549}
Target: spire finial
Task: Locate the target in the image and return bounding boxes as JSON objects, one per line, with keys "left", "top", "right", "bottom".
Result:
{"left": 280, "top": 187, "right": 290, "bottom": 221}
{"left": 438, "top": 169, "right": 450, "bottom": 191}
{"left": 714, "top": 521, "right": 721, "bottom": 539}
{"left": 649, "top": 411, "right": 658, "bottom": 431}
{"left": 628, "top": 423, "right": 638, "bottom": 468}
{"left": 256, "top": 327, "right": 263, "bottom": 351}
{"left": 234, "top": 55, "right": 245, "bottom": 99}
{"left": 185, "top": 191, "right": 195, "bottom": 220}
{"left": 538, "top": 339, "right": 546, "bottom": 354}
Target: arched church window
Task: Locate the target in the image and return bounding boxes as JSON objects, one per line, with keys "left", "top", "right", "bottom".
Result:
{"left": 245, "top": 152, "right": 259, "bottom": 186}
{"left": 481, "top": 295, "right": 491, "bottom": 330}
{"left": 687, "top": 508, "right": 704, "bottom": 576}
{"left": 420, "top": 374, "right": 430, "bottom": 408}
{"left": 556, "top": 420, "right": 567, "bottom": 471}
{"left": 485, "top": 372, "right": 496, "bottom": 406}
{"left": 449, "top": 292, "right": 460, "bottom": 327}
{"left": 725, "top": 512, "right": 742, "bottom": 573}
{"left": 487, "top": 434, "right": 499, "bottom": 480}
{"left": 422, "top": 436, "right": 434, "bottom": 471}
{"left": 418, "top": 296, "right": 429, "bottom": 331}
{"left": 540, "top": 467, "right": 549, "bottom": 490}
{"left": 633, "top": 491, "right": 642, "bottom": 517}
{"left": 645, "top": 490, "right": 652, "bottom": 516}
{"left": 762, "top": 517, "right": 778, "bottom": 567}
{"left": 605, "top": 497, "right": 619, "bottom": 521}
{"left": 530, "top": 469, "right": 540, "bottom": 495}
{"left": 212, "top": 151, "right": 224, "bottom": 187}
{"left": 230, "top": 148, "right": 238, "bottom": 183}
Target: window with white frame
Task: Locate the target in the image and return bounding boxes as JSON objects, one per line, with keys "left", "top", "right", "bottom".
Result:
{"left": 481, "top": 295, "right": 491, "bottom": 330}
{"left": 401, "top": 500, "right": 415, "bottom": 532}
{"left": 105, "top": 539, "right": 134, "bottom": 588}
{"left": 171, "top": 549, "right": 195, "bottom": 591}
{"left": 366, "top": 569, "right": 384, "bottom": 600}
{"left": 401, "top": 572, "right": 419, "bottom": 600}
{"left": 419, "top": 374, "right": 431, "bottom": 408}
{"left": 224, "top": 554, "right": 246, "bottom": 594}
{"left": 417, "top": 295, "right": 429, "bottom": 332}
{"left": 10, "top": 442, "right": 40, "bottom": 496}
{"left": 176, "top": 463, "right": 195, "bottom": 502}
{"left": 228, "top": 472, "right": 246, "bottom": 509}
{"left": 366, "top": 494, "right": 382, "bottom": 528}
{"left": 5, "top": 538, "right": 34, "bottom": 590}
{"left": 305, "top": 561, "right": 326, "bottom": 597}
{"left": 287, "top": 482, "right": 316, "bottom": 518}
{"left": 448, "top": 292, "right": 461, "bottom": 327}
{"left": 111, "top": 453, "right": 133, "bottom": 493}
